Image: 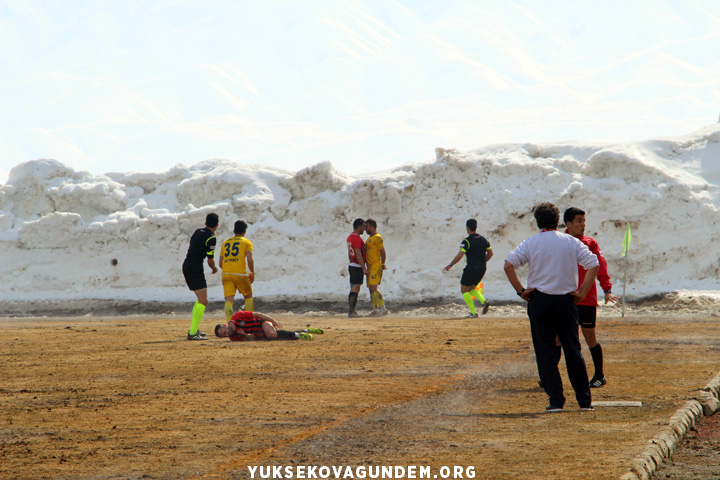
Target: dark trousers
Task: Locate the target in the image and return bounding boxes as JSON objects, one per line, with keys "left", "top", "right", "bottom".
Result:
{"left": 528, "top": 291, "right": 592, "bottom": 408}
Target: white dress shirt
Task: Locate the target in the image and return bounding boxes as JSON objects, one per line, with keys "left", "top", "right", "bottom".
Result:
{"left": 505, "top": 230, "right": 599, "bottom": 295}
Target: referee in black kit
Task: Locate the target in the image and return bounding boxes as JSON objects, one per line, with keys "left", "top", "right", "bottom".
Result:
{"left": 503, "top": 202, "right": 599, "bottom": 413}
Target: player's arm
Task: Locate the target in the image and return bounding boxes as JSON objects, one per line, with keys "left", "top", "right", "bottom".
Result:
{"left": 355, "top": 247, "right": 367, "bottom": 274}
{"left": 486, "top": 247, "right": 493, "bottom": 262}
{"left": 444, "top": 251, "right": 465, "bottom": 271}
{"left": 207, "top": 257, "right": 218, "bottom": 274}
{"left": 504, "top": 261, "right": 534, "bottom": 301}
{"left": 206, "top": 237, "right": 218, "bottom": 274}
{"left": 574, "top": 266, "right": 599, "bottom": 302}
{"left": 255, "top": 312, "right": 283, "bottom": 329}
{"left": 380, "top": 247, "right": 387, "bottom": 270}
{"left": 246, "top": 251, "right": 255, "bottom": 283}
{"left": 593, "top": 243, "right": 618, "bottom": 303}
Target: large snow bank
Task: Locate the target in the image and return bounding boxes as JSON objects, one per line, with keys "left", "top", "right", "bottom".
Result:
{"left": 1, "top": 125, "right": 719, "bottom": 304}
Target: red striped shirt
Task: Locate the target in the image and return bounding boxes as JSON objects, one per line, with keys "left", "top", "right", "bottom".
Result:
{"left": 228, "top": 311, "right": 265, "bottom": 341}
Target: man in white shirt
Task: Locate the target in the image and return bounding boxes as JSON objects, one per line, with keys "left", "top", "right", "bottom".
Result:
{"left": 504, "top": 202, "right": 599, "bottom": 413}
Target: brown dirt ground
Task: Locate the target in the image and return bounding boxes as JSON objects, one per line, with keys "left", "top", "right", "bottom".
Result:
{"left": 651, "top": 411, "right": 720, "bottom": 479}
{"left": 1, "top": 310, "right": 719, "bottom": 480}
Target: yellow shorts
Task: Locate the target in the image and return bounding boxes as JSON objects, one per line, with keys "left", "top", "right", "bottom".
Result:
{"left": 222, "top": 274, "right": 252, "bottom": 298}
{"left": 366, "top": 264, "right": 383, "bottom": 286}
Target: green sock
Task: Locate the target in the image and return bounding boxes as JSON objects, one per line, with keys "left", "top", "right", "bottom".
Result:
{"left": 189, "top": 301, "right": 205, "bottom": 335}
{"left": 376, "top": 291, "right": 384, "bottom": 308}
{"left": 224, "top": 301, "right": 234, "bottom": 322}
{"left": 244, "top": 298, "right": 254, "bottom": 312}
{"left": 463, "top": 292, "right": 477, "bottom": 314}
{"left": 470, "top": 288, "right": 485, "bottom": 304}
{"left": 371, "top": 291, "right": 380, "bottom": 309}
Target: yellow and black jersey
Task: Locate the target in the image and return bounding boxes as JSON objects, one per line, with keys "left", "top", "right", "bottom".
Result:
{"left": 460, "top": 233, "right": 490, "bottom": 268}
{"left": 183, "top": 227, "right": 216, "bottom": 268}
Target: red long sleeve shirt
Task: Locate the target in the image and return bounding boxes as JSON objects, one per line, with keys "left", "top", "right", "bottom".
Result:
{"left": 566, "top": 230, "right": 613, "bottom": 306}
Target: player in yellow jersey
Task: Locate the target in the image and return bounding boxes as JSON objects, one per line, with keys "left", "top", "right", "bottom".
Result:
{"left": 364, "top": 218, "right": 388, "bottom": 316}
{"left": 219, "top": 220, "right": 254, "bottom": 321}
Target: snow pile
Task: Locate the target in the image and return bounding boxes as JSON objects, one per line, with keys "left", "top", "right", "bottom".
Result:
{"left": 1, "top": 125, "right": 719, "bottom": 306}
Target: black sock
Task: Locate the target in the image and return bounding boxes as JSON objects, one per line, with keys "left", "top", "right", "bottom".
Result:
{"left": 349, "top": 292, "right": 358, "bottom": 311}
{"left": 276, "top": 330, "right": 296, "bottom": 340}
{"left": 590, "top": 344, "right": 604, "bottom": 378}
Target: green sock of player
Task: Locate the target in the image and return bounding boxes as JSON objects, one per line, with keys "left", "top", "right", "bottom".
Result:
{"left": 470, "top": 287, "right": 486, "bottom": 304}
{"left": 370, "top": 291, "right": 380, "bottom": 309}
{"left": 462, "top": 292, "right": 477, "bottom": 315}
{"left": 244, "top": 298, "right": 254, "bottom": 312}
{"left": 376, "top": 290, "right": 384, "bottom": 308}
{"left": 224, "top": 301, "right": 234, "bottom": 322}
{"left": 189, "top": 301, "right": 205, "bottom": 335}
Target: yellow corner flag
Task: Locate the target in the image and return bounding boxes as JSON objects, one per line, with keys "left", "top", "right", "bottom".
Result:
{"left": 622, "top": 223, "right": 632, "bottom": 257}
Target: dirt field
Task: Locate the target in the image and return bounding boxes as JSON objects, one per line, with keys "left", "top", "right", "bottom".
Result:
{"left": 1, "top": 307, "right": 719, "bottom": 480}
{"left": 652, "top": 413, "right": 720, "bottom": 479}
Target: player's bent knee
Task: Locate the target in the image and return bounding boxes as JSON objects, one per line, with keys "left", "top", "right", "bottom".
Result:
{"left": 262, "top": 322, "right": 278, "bottom": 339}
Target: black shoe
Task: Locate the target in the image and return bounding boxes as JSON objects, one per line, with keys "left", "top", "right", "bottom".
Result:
{"left": 545, "top": 405, "right": 564, "bottom": 413}
{"left": 481, "top": 301, "right": 490, "bottom": 315}
{"left": 589, "top": 376, "right": 607, "bottom": 388}
{"left": 579, "top": 405, "right": 595, "bottom": 412}
{"left": 187, "top": 331, "right": 207, "bottom": 341}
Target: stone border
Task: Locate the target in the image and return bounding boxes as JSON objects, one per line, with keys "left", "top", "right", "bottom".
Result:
{"left": 620, "top": 371, "right": 720, "bottom": 480}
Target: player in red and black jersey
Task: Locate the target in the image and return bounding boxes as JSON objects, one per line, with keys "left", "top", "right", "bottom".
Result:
{"left": 346, "top": 218, "right": 367, "bottom": 318}
{"left": 214, "top": 311, "right": 323, "bottom": 341}
{"left": 182, "top": 213, "right": 219, "bottom": 340}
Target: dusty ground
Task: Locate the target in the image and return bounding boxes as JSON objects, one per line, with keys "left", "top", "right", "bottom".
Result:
{"left": 652, "top": 413, "right": 720, "bottom": 480}
{"left": 1, "top": 297, "right": 719, "bottom": 480}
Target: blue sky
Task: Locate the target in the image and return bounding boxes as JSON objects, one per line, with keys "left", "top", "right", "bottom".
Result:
{"left": 2, "top": 0, "right": 719, "bottom": 183}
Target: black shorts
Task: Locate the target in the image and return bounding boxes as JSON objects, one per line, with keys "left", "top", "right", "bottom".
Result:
{"left": 183, "top": 263, "right": 207, "bottom": 291}
{"left": 577, "top": 305, "right": 597, "bottom": 328}
{"left": 461, "top": 265, "right": 486, "bottom": 287}
{"left": 348, "top": 266, "right": 364, "bottom": 286}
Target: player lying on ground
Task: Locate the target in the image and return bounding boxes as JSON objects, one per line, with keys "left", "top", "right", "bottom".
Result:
{"left": 214, "top": 311, "right": 323, "bottom": 341}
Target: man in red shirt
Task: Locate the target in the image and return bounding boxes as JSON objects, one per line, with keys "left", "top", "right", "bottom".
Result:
{"left": 346, "top": 218, "right": 367, "bottom": 318}
{"left": 214, "top": 311, "right": 323, "bottom": 341}
{"left": 564, "top": 207, "right": 619, "bottom": 388}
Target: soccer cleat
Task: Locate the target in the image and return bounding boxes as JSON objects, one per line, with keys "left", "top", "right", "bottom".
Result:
{"left": 187, "top": 331, "right": 207, "bottom": 341}
{"left": 380, "top": 308, "right": 389, "bottom": 316}
{"left": 589, "top": 376, "right": 607, "bottom": 388}
{"left": 197, "top": 329, "right": 206, "bottom": 337}
{"left": 481, "top": 301, "right": 490, "bottom": 315}
{"left": 579, "top": 405, "right": 595, "bottom": 412}
{"left": 545, "top": 405, "right": 564, "bottom": 413}
{"left": 465, "top": 313, "right": 478, "bottom": 318}
{"left": 348, "top": 311, "right": 361, "bottom": 318}
{"left": 368, "top": 309, "right": 382, "bottom": 317}
{"left": 299, "top": 332, "right": 313, "bottom": 341}
{"left": 306, "top": 328, "right": 324, "bottom": 334}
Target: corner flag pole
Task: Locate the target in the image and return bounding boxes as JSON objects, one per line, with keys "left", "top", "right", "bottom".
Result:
{"left": 621, "top": 223, "right": 631, "bottom": 318}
